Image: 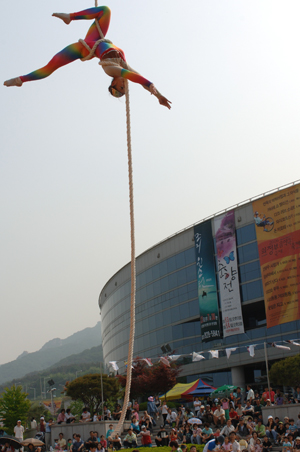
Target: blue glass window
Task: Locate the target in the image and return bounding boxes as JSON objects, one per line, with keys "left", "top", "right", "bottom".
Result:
{"left": 239, "top": 260, "right": 261, "bottom": 283}
{"left": 238, "top": 242, "right": 259, "bottom": 264}
{"left": 241, "top": 280, "right": 263, "bottom": 302}
{"left": 236, "top": 224, "right": 256, "bottom": 245}
{"left": 185, "top": 247, "right": 196, "bottom": 265}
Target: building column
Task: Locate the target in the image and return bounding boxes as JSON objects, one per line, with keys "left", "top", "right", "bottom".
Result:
{"left": 231, "top": 366, "right": 245, "bottom": 388}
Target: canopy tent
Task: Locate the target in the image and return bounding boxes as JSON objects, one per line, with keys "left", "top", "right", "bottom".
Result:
{"left": 182, "top": 379, "right": 216, "bottom": 399}
{"left": 159, "top": 379, "right": 199, "bottom": 401}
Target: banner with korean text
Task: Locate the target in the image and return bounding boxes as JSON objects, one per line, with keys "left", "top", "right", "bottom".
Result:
{"left": 214, "top": 210, "right": 244, "bottom": 337}
{"left": 194, "top": 221, "right": 221, "bottom": 343}
{"left": 252, "top": 184, "right": 300, "bottom": 328}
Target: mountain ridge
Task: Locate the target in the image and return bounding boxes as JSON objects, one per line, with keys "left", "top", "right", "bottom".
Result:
{"left": 0, "top": 322, "right": 102, "bottom": 384}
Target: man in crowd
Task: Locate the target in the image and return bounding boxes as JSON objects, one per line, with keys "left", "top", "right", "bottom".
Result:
{"left": 203, "top": 435, "right": 225, "bottom": 452}
{"left": 71, "top": 434, "right": 84, "bottom": 452}
{"left": 247, "top": 386, "right": 255, "bottom": 403}
{"left": 14, "top": 420, "right": 24, "bottom": 442}
{"left": 155, "top": 424, "right": 169, "bottom": 447}
{"left": 165, "top": 408, "right": 177, "bottom": 428}
{"left": 57, "top": 433, "right": 66, "bottom": 449}
{"left": 140, "top": 425, "right": 152, "bottom": 447}
{"left": 123, "top": 428, "right": 137, "bottom": 448}
{"left": 235, "top": 418, "right": 252, "bottom": 440}
{"left": 242, "top": 400, "right": 254, "bottom": 417}
{"left": 230, "top": 431, "right": 241, "bottom": 452}
{"left": 213, "top": 403, "right": 226, "bottom": 426}
{"left": 221, "top": 419, "right": 235, "bottom": 437}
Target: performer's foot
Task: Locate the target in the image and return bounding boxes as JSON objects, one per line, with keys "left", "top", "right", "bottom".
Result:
{"left": 4, "top": 77, "right": 23, "bottom": 87}
{"left": 52, "top": 12, "right": 71, "bottom": 24}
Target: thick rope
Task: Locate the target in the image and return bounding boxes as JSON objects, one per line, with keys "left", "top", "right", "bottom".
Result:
{"left": 79, "top": 37, "right": 112, "bottom": 61}
{"left": 114, "top": 81, "right": 136, "bottom": 436}
{"left": 91, "top": 3, "right": 136, "bottom": 435}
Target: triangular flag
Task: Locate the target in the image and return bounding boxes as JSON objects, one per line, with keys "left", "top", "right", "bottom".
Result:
{"left": 270, "top": 343, "right": 291, "bottom": 351}
{"left": 168, "top": 355, "right": 181, "bottom": 362}
{"left": 142, "top": 358, "right": 153, "bottom": 367}
{"left": 159, "top": 356, "right": 170, "bottom": 366}
{"left": 286, "top": 340, "right": 300, "bottom": 346}
{"left": 247, "top": 345, "right": 256, "bottom": 357}
{"left": 226, "top": 347, "right": 237, "bottom": 359}
{"left": 209, "top": 350, "right": 219, "bottom": 359}
{"left": 109, "top": 361, "right": 119, "bottom": 371}
{"left": 192, "top": 352, "right": 205, "bottom": 362}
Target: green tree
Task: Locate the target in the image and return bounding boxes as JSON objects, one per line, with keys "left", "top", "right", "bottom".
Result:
{"left": 0, "top": 385, "right": 31, "bottom": 434}
{"left": 269, "top": 354, "right": 300, "bottom": 387}
{"left": 65, "top": 374, "right": 121, "bottom": 412}
{"left": 26, "top": 402, "right": 49, "bottom": 427}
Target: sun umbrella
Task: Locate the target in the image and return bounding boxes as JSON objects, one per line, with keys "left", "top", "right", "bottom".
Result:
{"left": 21, "top": 438, "right": 45, "bottom": 447}
{"left": 188, "top": 418, "right": 202, "bottom": 425}
{"left": 0, "top": 436, "right": 22, "bottom": 450}
{"left": 211, "top": 384, "right": 239, "bottom": 397}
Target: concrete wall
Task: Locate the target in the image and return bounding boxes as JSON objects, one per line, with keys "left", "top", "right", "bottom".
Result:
{"left": 262, "top": 405, "right": 300, "bottom": 424}
{"left": 50, "top": 421, "right": 131, "bottom": 447}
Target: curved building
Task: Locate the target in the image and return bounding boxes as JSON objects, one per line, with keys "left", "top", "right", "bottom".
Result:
{"left": 99, "top": 181, "right": 300, "bottom": 388}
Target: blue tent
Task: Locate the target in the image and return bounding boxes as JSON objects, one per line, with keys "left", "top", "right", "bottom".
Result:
{"left": 182, "top": 379, "right": 216, "bottom": 398}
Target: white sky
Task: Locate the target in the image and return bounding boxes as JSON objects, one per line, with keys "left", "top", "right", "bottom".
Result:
{"left": 1, "top": 0, "right": 300, "bottom": 366}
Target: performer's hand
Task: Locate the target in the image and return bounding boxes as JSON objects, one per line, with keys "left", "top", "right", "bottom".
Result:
{"left": 159, "top": 96, "right": 172, "bottom": 109}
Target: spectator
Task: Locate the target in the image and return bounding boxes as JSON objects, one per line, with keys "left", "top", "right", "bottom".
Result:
{"left": 282, "top": 436, "right": 292, "bottom": 452}
{"left": 131, "top": 416, "right": 140, "bottom": 434}
{"left": 70, "top": 435, "right": 84, "bottom": 452}
{"left": 183, "top": 424, "right": 192, "bottom": 444}
{"left": 221, "top": 419, "right": 235, "bottom": 437}
{"left": 262, "top": 388, "right": 275, "bottom": 404}
{"left": 253, "top": 400, "right": 262, "bottom": 418}
{"left": 65, "top": 409, "right": 76, "bottom": 424}
{"left": 106, "top": 424, "right": 114, "bottom": 440}
{"left": 214, "top": 404, "right": 226, "bottom": 426}
{"left": 235, "top": 418, "right": 252, "bottom": 440}
{"left": 39, "top": 416, "right": 46, "bottom": 432}
{"left": 81, "top": 408, "right": 91, "bottom": 422}
{"left": 155, "top": 396, "right": 162, "bottom": 418}
{"left": 140, "top": 425, "right": 152, "bottom": 447}
{"left": 57, "top": 410, "right": 66, "bottom": 424}
{"left": 230, "top": 406, "right": 240, "bottom": 428}
{"left": 229, "top": 431, "right": 241, "bottom": 452}
{"left": 30, "top": 417, "right": 37, "bottom": 430}
{"left": 111, "top": 434, "right": 121, "bottom": 451}
{"left": 223, "top": 435, "right": 233, "bottom": 452}
{"left": 221, "top": 398, "right": 230, "bottom": 421}
{"left": 103, "top": 405, "right": 112, "bottom": 421}
{"left": 249, "top": 432, "right": 259, "bottom": 452}
{"left": 67, "top": 439, "right": 73, "bottom": 451}
{"left": 147, "top": 397, "right": 158, "bottom": 426}
{"left": 97, "top": 443, "right": 105, "bottom": 452}
{"left": 99, "top": 435, "right": 107, "bottom": 450}
{"left": 293, "top": 437, "right": 300, "bottom": 452}
{"left": 247, "top": 387, "right": 255, "bottom": 404}
{"left": 161, "top": 400, "right": 169, "bottom": 426}
{"left": 175, "top": 409, "right": 184, "bottom": 429}
{"left": 132, "top": 409, "right": 139, "bottom": 422}
{"left": 191, "top": 424, "right": 202, "bottom": 445}
{"left": 203, "top": 435, "right": 225, "bottom": 452}
{"left": 243, "top": 401, "right": 254, "bottom": 417}
{"left": 57, "top": 433, "right": 67, "bottom": 450}
{"left": 112, "top": 405, "right": 122, "bottom": 421}
{"left": 261, "top": 434, "right": 272, "bottom": 452}
{"left": 203, "top": 407, "right": 214, "bottom": 425}
{"left": 123, "top": 428, "right": 137, "bottom": 448}
{"left": 155, "top": 424, "right": 169, "bottom": 447}
{"left": 166, "top": 408, "right": 177, "bottom": 428}
{"left": 194, "top": 398, "right": 201, "bottom": 415}
{"left": 14, "top": 420, "right": 24, "bottom": 442}
{"left": 234, "top": 388, "right": 244, "bottom": 406}
{"left": 236, "top": 403, "right": 244, "bottom": 420}
{"left": 254, "top": 420, "right": 266, "bottom": 438}
{"left": 294, "top": 389, "right": 300, "bottom": 404}
{"left": 133, "top": 400, "right": 140, "bottom": 412}
{"left": 126, "top": 401, "right": 132, "bottom": 421}
{"left": 289, "top": 420, "right": 298, "bottom": 439}
{"left": 201, "top": 423, "right": 214, "bottom": 444}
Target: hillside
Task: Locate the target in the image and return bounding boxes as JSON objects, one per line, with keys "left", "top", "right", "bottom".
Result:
{"left": 0, "top": 345, "right": 104, "bottom": 397}
{"left": 0, "top": 322, "right": 102, "bottom": 384}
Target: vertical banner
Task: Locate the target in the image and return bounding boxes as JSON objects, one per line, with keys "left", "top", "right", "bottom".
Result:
{"left": 194, "top": 221, "right": 221, "bottom": 342}
{"left": 252, "top": 184, "right": 300, "bottom": 328}
{"left": 214, "top": 210, "right": 244, "bottom": 337}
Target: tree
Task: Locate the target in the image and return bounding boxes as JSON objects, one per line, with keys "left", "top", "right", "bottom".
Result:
{"left": 0, "top": 385, "right": 31, "bottom": 434}
{"left": 269, "top": 354, "right": 300, "bottom": 387}
{"left": 65, "top": 374, "right": 122, "bottom": 412}
{"left": 117, "top": 357, "right": 181, "bottom": 399}
{"left": 26, "top": 401, "right": 49, "bottom": 427}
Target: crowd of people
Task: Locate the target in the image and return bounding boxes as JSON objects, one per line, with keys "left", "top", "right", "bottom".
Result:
{"left": 6, "top": 386, "right": 300, "bottom": 452}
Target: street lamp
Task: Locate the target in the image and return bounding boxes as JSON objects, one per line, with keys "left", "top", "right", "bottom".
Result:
{"left": 47, "top": 388, "right": 56, "bottom": 415}
{"left": 76, "top": 370, "right": 83, "bottom": 379}
{"left": 30, "top": 387, "right": 36, "bottom": 400}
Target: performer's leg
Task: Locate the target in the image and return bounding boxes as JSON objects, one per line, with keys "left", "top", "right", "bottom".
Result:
{"left": 19, "top": 42, "right": 87, "bottom": 83}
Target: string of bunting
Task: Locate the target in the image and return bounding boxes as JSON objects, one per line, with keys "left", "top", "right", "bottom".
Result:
{"left": 108, "top": 338, "right": 300, "bottom": 372}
